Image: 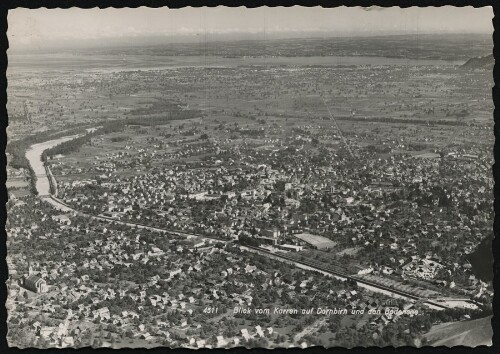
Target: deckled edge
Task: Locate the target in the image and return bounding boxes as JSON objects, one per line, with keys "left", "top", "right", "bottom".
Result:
{"left": 0, "top": 1, "right": 497, "bottom": 352}
{"left": 1, "top": 3, "right": 7, "bottom": 353}
{"left": 492, "top": 1, "right": 499, "bottom": 352}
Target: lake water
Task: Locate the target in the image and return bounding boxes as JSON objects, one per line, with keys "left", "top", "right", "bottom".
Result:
{"left": 8, "top": 53, "right": 464, "bottom": 74}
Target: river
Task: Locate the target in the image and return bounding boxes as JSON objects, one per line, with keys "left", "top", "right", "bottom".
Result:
{"left": 25, "top": 134, "right": 82, "bottom": 196}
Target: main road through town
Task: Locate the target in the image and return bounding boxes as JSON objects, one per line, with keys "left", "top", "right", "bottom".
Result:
{"left": 25, "top": 134, "right": 477, "bottom": 311}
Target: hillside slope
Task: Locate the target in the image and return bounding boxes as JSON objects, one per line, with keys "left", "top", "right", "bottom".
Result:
{"left": 462, "top": 54, "right": 494, "bottom": 70}
{"left": 423, "top": 316, "right": 492, "bottom": 347}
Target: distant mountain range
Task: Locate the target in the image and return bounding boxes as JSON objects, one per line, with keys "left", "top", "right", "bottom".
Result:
{"left": 462, "top": 53, "right": 494, "bottom": 69}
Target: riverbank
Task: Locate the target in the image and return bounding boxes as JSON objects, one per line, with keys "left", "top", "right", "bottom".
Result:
{"left": 25, "top": 134, "right": 82, "bottom": 196}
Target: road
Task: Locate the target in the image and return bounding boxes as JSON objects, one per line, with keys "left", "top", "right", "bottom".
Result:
{"left": 293, "top": 318, "right": 327, "bottom": 344}
{"left": 26, "top": 134, "right": 476, "bottom": 311}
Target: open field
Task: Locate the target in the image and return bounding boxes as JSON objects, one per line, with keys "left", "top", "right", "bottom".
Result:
{"left": 8, "top": 53, "right": 464, "bottom": 74}
{"left": 293, "top": 233, "right": 337, "bottom": 249}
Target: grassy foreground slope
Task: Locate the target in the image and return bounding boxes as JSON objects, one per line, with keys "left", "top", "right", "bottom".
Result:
{"left": 423, "top": 316, "right": 492, "bottom": 347}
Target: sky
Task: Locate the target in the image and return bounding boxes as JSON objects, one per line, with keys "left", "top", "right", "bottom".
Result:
{"left": 8, "top": 6, "right": 493, "bottom": 51}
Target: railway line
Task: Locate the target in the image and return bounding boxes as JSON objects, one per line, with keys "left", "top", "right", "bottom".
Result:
{"left": 46, "top": 194, "right": 227, "bottom": 242}
{"left": 29, "top": 135, "right": 474, "bottom": 312}
{"left": 47, "top": 192, "right": 448, "bottom": 309}
{"left": 243, "top": 245, "right": 449, "bottom": 310}
{"left": 46, "top": 192, "right": 451, "bottom": 310}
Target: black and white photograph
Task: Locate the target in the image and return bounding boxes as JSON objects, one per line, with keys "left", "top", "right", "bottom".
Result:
{"left": 4, "top": 5, "right": 495, "bottom": 348}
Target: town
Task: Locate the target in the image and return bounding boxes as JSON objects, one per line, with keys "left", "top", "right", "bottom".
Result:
{"left": 6, "top": 31, "right": 494, "bottom": 348}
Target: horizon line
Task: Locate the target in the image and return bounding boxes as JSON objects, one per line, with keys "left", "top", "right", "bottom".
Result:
{"left": 8, "top": 31, "right": 492, "bottom": 53}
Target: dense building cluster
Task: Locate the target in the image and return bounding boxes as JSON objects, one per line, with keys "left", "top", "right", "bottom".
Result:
{"left": 9, "top": 196, "right": 465, "bottom": 348}
{"left": 6, "top": 34, "right": 493, "bottom": 347}
{"left": 53, "top": 118, "right": 492, "bottom": 303}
